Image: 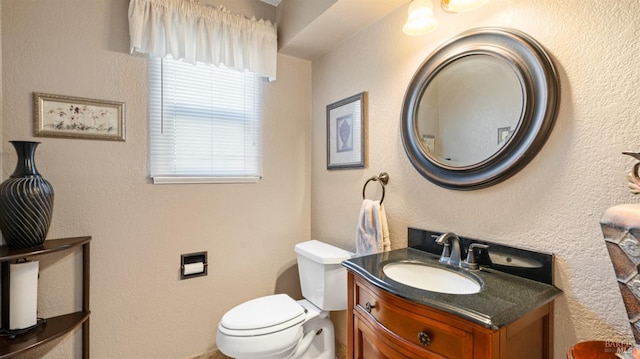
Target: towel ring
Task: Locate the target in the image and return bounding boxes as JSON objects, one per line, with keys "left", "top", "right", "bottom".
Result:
{"left": 362, "top": 172, "right": 389, "bottom": 204}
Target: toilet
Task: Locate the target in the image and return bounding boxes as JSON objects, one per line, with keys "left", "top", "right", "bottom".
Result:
{"left": 216, "top": 240, "right": 353, "bottom": 359}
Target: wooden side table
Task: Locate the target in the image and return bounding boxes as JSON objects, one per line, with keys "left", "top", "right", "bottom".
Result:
{"left": 0, "top": 237, "right": 91, "bottom": 358}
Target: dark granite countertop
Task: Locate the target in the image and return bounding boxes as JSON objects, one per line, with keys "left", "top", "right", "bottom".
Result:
{"left": 342, "top": 247, "right": 562, "bottom": 330}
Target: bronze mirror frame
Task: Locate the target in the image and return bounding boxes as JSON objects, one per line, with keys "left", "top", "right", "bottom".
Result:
{"left": 401, "top": 27, "right": 560, "bottom": 190}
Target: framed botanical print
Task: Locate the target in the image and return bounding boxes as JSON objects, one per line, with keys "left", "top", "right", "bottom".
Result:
{"left": 33, "top": 92, "right": 125, "bottom": 141}
{"left": 326, "top": 92, "right": 367, "bottom": 169}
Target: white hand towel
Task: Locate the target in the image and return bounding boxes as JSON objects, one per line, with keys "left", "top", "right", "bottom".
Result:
{"left": 380, "top": 203, "right": 390, "bottom": 252}
{"left": 356, "top": 199, "right": 391, "bottom": 256}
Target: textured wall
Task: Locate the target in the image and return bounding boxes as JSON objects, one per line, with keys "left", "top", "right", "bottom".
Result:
{"left": 1, "top": 0, "right": 311, "bottom": 358}
{"left": 311, "top": 0, "right": 640, "bottom": 356}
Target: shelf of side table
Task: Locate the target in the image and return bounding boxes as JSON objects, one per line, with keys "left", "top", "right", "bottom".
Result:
{"left": 0, "top": 236, "right": 91, "bottom": 358}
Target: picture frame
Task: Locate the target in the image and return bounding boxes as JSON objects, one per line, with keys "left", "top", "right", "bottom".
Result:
{"left": 33, "top": 92, "right": 125, "bottom": 141}
{"left": 422, "top": 134, "right": 435, "bottom": 153}
{"left": 326, "top": 92, "right": 367, "bottom": 169}
{"left": 497, "top": 126, "right": 513, "bottom": 145}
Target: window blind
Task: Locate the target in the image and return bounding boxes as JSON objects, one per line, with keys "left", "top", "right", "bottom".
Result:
{"left": 149, "top": 57, "right": 263, "bottom": 183}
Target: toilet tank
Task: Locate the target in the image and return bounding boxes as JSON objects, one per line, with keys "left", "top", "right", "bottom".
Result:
{"left": 295, "top": 240, "right": 353, "bottom": 311}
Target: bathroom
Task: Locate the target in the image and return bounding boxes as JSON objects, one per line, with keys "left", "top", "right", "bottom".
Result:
{"left": 0, "top": 0, "right": 638, "bottom": 358}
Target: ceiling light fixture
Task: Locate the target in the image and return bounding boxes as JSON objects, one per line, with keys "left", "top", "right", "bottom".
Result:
{"left": 441, "top": 0, "right": 488, "bottom": 13}
{"left": 403, "top": 0, "right": 439, "bottom": 36}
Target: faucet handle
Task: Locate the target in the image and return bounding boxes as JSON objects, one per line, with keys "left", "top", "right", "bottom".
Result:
{"left": 437, "top": 242, "right": 451, "bottom": 264}
{"left": 435, "top": 232, "right": 461, "bottom": 265}
{"left": 461, "top": 243, "right": 489, "bottom": 270}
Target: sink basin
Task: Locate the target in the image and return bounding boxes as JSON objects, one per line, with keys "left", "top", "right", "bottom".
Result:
{"left": 383, "top": 262, "right": 482, "bottom": 294}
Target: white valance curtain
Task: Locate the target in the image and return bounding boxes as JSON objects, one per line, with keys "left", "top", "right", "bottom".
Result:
{"left": 128, "top": 0, "right": 278, "bottom": 80}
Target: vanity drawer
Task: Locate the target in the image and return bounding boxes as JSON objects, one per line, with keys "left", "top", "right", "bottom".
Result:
{"left": 354, "top": 280, "right": 473, "bottom": 358}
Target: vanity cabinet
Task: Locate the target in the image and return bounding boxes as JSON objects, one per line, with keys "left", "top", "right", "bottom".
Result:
{"left": 0, "top": 236, "right": 91, "bottom": 358}
{"left": 348, "top": 271, "right": 553, "bottom": 359}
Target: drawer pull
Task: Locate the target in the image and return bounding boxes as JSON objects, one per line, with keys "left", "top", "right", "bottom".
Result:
{"left": 417, "top": 331, "right": 431, "bottom": 347}
{"left": 365, "top": 302, "right": 375, "bottom": 313}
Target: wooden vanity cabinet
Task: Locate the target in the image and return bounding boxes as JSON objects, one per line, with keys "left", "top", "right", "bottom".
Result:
{"left": 347, "top": 272, "right": 553, "bottom": 359}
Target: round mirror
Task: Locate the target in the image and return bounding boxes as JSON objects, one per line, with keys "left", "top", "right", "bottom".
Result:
{"left": 401, "top": 28, "right": 559, "bottom": 190}
{"left": 417, "top": 54, "right": 524, "bottom": 167}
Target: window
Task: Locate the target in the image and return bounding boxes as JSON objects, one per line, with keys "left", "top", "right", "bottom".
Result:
{"left": 149, "top": 57, "right": 264, "bottom": 184}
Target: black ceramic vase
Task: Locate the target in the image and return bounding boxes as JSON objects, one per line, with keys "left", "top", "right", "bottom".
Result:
{"left": 0, "top": 141, "right": 54, "bottom": 249}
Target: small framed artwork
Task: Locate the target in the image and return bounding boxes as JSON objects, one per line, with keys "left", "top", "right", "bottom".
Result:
{"left": 326, "top": 92, "right": 367, "bottom": 169}
{"left": 33, "top": 92, "right": 125, "bottom": 141}
{"left": 422, "top": 134, "right": 435, "bottom": 153}
{"left": 497, "top": 126, "right": 513, "bottom": 145}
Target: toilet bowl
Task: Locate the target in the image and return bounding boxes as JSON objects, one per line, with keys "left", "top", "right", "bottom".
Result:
{"left": 216, "top": 240, "right": 352, "bottom": 359}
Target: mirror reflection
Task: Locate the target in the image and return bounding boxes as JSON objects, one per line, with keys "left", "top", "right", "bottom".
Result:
{"left": 416, "top": 55, "right": 524, "bottom": 167}
{"left": 401, "top": 27, "right": 560, "bottom": 190}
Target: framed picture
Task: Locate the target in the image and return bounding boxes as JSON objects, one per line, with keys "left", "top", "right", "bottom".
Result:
{"left": 497, "top": 126, "right": 513, "bottom": 145}
{"left": 326, "top": 92, "right": 367, "bottom": 169}
{"left": 33, "top": 92, "right": 125, "bottom": 141}
{"left": 422, "top": 134, "right": 435, "bottom": 153}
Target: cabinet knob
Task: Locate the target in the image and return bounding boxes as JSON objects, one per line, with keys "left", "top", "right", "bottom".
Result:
{"left": 365, "top": 302, "right": 375, "bottom": 313}
{"left": 417, "top": 331, "right": 431, "bottom": 347}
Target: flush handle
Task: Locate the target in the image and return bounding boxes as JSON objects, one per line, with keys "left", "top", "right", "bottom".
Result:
{"left": 365, "top": 302, "right": 375, "bottom": 313}
{"left": 417, "top": 331, "right": 431, "bottom": 347}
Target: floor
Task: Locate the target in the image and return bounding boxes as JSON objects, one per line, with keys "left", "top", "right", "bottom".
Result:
{"left": 193, "top": 342, "right": 347, "bottom": 359}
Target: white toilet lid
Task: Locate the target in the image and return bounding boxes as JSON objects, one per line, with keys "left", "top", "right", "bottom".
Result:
{"left": 219, "top": 294, "right": 305, "bottom": 336}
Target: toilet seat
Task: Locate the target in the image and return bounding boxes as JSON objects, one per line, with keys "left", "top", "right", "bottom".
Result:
{"left": 218, "top": 294, "right": 306, "bottom": 337}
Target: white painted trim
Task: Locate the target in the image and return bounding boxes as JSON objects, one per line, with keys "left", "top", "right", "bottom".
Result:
{"left": 152, "top": 176, "right": 261, "bottom": 184}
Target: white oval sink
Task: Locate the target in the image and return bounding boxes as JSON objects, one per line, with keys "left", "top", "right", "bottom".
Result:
{"left": 383, "top": 262, "right": 482, "bottom": 295}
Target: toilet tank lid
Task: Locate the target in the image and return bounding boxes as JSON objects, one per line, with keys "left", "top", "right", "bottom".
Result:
{"left": 294, "top": 240, "right": 353, "bottom": 264}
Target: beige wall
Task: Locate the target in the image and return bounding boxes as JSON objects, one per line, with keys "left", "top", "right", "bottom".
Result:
{"left": 311, "top": 0, "right": 640, "bottom": 357}
{"left": 276, "top": 0, "right": 336, "bottom": 51}
{"left": 3, "top": 0, "right": 640, "bottom": 358}
{"left": 1, "top": 0, "right": 310, "bottom": 358}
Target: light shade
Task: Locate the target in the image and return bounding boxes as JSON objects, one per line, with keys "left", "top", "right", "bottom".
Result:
{"left": 403, "top": 0, "right": 439, "bottom": 36}
{"left": 441, "top": 0, "right": 488, "bottom": 13}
